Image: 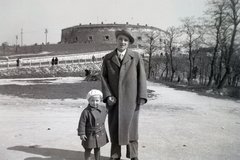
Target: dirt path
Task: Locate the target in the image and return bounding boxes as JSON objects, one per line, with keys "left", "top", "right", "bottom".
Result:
{"left": 0, "top": 79, "right": 239, "bottom": 160}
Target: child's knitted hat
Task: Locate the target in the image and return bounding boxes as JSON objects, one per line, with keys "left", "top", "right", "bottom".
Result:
{"left": 86, "top": 89, "right": 103, "bottom": 101}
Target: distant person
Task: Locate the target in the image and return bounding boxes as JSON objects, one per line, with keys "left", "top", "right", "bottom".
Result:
{"left": 77, "top": 89, "right": 109, "bottom": 160}
{"left": 54, "top": 57, "right": 58, "bottom": 65}
{"left": 16, "top": 58, "right": 19, "bottom": 67}
{"left": 51, "top": 57, "right": 55, "bottom": 66}
{"left": 92, "top": 55, "right": 96, "bottom": 62}
{"left": 16, "top": 58, "right": 22, "bottom": 67}
{"left": 101, "top": 28, "right": 147, "bottom": 160}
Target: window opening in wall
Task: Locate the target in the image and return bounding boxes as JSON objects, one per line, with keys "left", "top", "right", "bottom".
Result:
{"left": 104, "top": 35, "right": 110, "bottom": 40}
{"left": 88, "top": 35, "right": 93, "bottom": 40}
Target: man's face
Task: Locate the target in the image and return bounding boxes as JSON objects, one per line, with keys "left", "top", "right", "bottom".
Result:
{"left": 116, "top": 35, "right": 130, "bottom": 52}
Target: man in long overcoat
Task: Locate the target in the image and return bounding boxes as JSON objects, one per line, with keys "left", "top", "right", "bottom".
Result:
{"left": 101, "top": 29, "right": 147, "bottom": 160}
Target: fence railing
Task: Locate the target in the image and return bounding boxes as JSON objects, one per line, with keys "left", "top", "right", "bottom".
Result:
{"left": 0, "top": 52, "right": 106, "bottom": 70}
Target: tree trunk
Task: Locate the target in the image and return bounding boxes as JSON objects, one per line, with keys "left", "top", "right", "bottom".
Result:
{"left": 232, "top": 74, "right": 239, "bottom": 86}
{"left": 147, "top": 55, "right": 152, "bottom": 79}
{"left": 208, "top": 61, "right": 215, "bottom": 87}
{"left": 160, "top": 67, "right": 166, "bottom": 80}
{"left": 188, "top": 56, "right": 193, "bottom": 84}
{"left": 165, "top": 61, "right": 169, "bottom": 81}
{"left": 170, "top": 70, "right": 175, "bottom": 82}
{"left": 217, "top": 68, "right": 230, "bottom": 89}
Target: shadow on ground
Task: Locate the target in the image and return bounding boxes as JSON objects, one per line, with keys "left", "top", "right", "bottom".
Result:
{"left": 8, "top": 145, "right": 110, "bottom": 160}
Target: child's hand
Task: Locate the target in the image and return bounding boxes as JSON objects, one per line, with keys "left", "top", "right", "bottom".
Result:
{"left": 80, "top": 135, "right": 87, "bottom": 141}
{"left": 107, "top": 96, "right": 117, "bottom": 106}
{"left": 139, "top": 98, "right": 146, "bottom": 105}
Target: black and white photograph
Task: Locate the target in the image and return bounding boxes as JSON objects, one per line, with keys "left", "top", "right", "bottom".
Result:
{"left": 0, "top": 0, "right": 239, "bottom": 160}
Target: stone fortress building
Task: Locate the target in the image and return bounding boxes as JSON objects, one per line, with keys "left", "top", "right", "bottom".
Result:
{"left": 61, "top": 22, "right": 166, "bottom": 47}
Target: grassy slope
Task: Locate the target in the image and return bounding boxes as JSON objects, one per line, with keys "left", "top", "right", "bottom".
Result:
{"left": 0, "top": 43, "right": 137, "bottom": 60}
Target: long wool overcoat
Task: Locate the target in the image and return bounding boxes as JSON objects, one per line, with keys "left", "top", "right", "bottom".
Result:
{"left": 101, "top": 48, "right": 147, "bottom": 145}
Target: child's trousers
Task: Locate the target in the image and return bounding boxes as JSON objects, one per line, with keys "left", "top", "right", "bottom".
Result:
{"left": 84, "top": 148, "right": 100, "bottom": 160}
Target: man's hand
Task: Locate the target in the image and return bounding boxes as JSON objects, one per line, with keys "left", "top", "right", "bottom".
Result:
{"left": 80, "top": 135, "right": 87, "bottom": 141}
{"left": 107, "top": 96, "right": 117, "bottom": 106}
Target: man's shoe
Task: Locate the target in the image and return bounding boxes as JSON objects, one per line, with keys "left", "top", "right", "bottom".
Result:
{"left": 131, "top": 158, "right": 138, "bottom": 160}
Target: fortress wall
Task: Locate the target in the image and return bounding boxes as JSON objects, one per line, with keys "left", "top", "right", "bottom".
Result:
{"left": 61, "top": 24, "right": 165, "bottom": 45}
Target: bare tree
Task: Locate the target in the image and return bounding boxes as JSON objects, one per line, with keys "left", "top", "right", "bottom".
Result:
{"left": 230, "top": 50, "right": 240, "bottom": 86}
{"left": 204, "top": 0, "right": 234, "bottom": 87}
{"left": 217, "top": 0, "right": 240, "bottom": 89}
{"left": 164, "top": 26, "right": 182, "bottom": 81}
{"left": 150, "top": 54, "right": 165, "bottom": 80}
{"left": 164, "top": 49, "right": 170, "bottom": 81}
{"left": 144, "top": 30, "right": 161, "bottom": 79}
{"left": 180, "top": 16, "right": 205, "bottom": 84}
{"left": 198, "top": 51, "right": 212, "bottom": 85}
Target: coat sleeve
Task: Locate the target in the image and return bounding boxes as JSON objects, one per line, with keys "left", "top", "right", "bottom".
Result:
{"left": 77, "top": 110, "right": 87, "bottom": 136}
{"left": 137, "top": 54, "right": 148, "bottom": 104}
{"left": 101, "top": 56, "right": 112, "bottom": 103}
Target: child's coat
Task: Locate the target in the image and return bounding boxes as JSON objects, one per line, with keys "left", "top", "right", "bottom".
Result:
{"left": 78, "top": 104, "right": 108, "bottom": 148}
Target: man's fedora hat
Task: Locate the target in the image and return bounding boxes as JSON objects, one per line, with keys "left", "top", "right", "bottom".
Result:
{"left": 115, "top": 28, "right": 134, "bottom": 44}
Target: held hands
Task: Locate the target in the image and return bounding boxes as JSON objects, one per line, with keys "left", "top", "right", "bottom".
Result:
{"left": 107, "top": 96, "right": 117, "bottom": 106}
{"left": 80, "top": 135, "right": 87, "bottom": 141}
{"left": 107, "top": 96, "right": 145, "bottom": 106}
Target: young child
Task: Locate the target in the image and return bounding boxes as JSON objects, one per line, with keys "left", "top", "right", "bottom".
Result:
{"left": 77, "top": 89, "right": 108, "bottom": 160}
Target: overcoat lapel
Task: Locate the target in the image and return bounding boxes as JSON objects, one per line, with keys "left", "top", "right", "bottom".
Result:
{"left": 110, "top": 50, "right": 121, "bottom": 67}
{"left": 91, "top": 108, "right": 100, "bottom": 120}
{"left": 119, "top": 50, "right": 134, "bottom": 83}
{"left": 122, "top": 50, "right": 134, "bottom": 65}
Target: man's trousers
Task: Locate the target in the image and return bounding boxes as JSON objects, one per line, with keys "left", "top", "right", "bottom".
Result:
{"left": 110, "top": 141, "right": 138, "bottom": 158}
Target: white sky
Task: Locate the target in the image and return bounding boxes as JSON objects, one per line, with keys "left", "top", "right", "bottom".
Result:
{"left": 0, "top": 0, "right": 207, "bottom": 46}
